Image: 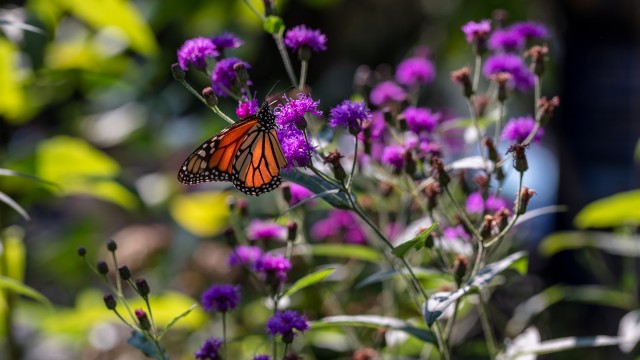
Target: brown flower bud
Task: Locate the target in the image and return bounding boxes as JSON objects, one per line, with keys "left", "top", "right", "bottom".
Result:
{"left": 353, "top": 347, "right": 380, "bottom": 360}
{"left": 453, "top": 255, "right": 469, "bottom": 286}
{"left": 506, "top": 143, "right": 529, "bottom": 173}
{"left": 526, "top": 44, "right": 549, "bottom": 77}
{"left": 538, "top": 96, "right": 560, "bottom": 126}
{"left": 404, "top": 150, "right": 416, "bottom": 176}
{"left": 202, "top": 87, "right": 218, "bottom": 107}
{"left": 516, "top": 187, "right": 536, "bottom": 215}
{"left": 491, "top": 72, "right": 512, "bottom": 102}
{"left": 431, "top": 157, "right": 450, "bottom": 187}
{"left": 473, "top": 94, "right": 490, "bottom": 117}
{"left": 424, "top": 182, "right": 441, "bottom": 212}
{"left": 494, "top": 208, "right": 510, "bottom": 231}
{"left": 480, "top": 215, "right": 495, "bottom": 240}
{"left": 325, "top": 151, "right": 347, "bottom": 182}
{"left": 483, "top": 137, "right": 499, "bottom": 163}
{"left": 451, "top": 66, "right": 474, "bottom": 98}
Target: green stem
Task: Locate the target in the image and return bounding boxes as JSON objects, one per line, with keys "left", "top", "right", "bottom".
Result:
{"left": 434, "top": 322, "right": 451, "bottom": 360}
{"left": 443, "top": 185, "right": 482, "bottom": 241}
{"left": 444, "top": 298, "right": 461, "bottom": 346}
{"left": 473, "top": 54, "right": 482, "bottom": 92}
{"left": 299, "top": 59, "right": 308, "bottom": 91}
{"left": 241, "top": 0, "right": 266, "bottom": 21}
{"left": 494, "top": 100, "right": 505, "bottom": 150}
{"left": 223, "top": 312, "right": 228, "bottom": 360}
{"left": 282, "top": 342, "right": 291, "bottom": 360}
{"left": 346, "top": 136, "right": 359, "bottom": 192}
{"left": 0, "top": 225, "right": 20, "bottom": 359}
{"left": 273, "top": 34, "right": 299, "bottom": 88}
{"left": 478, "top": 292, "right": 497, "bottom": 359}
{"left": 177, "top": 79, "right": 235, "bottom": 124}
{"left": 481, "top": 171, "right": 524, "bottom": 251}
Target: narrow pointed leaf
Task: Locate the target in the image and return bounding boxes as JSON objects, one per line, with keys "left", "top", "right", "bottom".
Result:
{"left": 127, "top": 331, "right": 166, "bottom": 360}
{"left": 539, "top": 231, "right": 640, "bottom": 257}
{"left": 0, "top": 276, "right": 51, "bottom": 309}
{"left": 504, "top": 334, "right": 619, "bottom": 358}
{"left": 283, "top": 267, "right": 337, "bottom": 298}
{"left": 0, "top": 191, "right": 30, "bottom": 221}
{"left": 356, "top": 268, "right": 442, "bottom": 289}
{"left": 392, "top": 222, "right": 437, "bottom": 257}
{"left": 158, "top": 303, "right": 198, "bottom": 339}
{"left": 278, "top": 189, "right": 341, "bottom": 218}
{"left": 293, "top": 244, "right": 381, "bottom": 262}
{"left": 283, "top": 171, "right": 350, "bottom": 209}
{"left": 314, "top": 315, "right": 437, "bottom": 344}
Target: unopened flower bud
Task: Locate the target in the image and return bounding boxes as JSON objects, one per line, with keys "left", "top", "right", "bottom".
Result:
{"left": 135, "top": 309, "right": 151, "bottom": 331}
{"left": 526, "top": 44, "right": 549, "bottom": 77}
{"left": 480, "top": 215, "right": 494, "bottom": 240}
{"left": 287, "top": 221, "right": 298, "bottom": 242}
{"left": 233, "top": 62, "right": 250, "bottom": 84}
{"left": 473, "top": 94, "right": 490, "bottom": 117}
{"left": 451, "top": 67, "right": 473, "bottom": 98}
{"left": 453, "top": 255, "right": 469, "bottom": 286}
{"left": 118, "top": 265, "right": 131, "bottom": 281}
{"left": 431, "top": 157, "right": 450, "bottom": 187}
{"left": 281, "top": 183, "right": 292, "bottom": 203}
{"left": 507, "top": 144, "right": 529, "bottom": 173}
{"left": 494, "top": 208, "right": 510, "bottom": 231}
{"left": 516, "top": 187, "right": 536, "bottom": 215}
{"left": 171, "top": 63, "right": 185, "bottom": 81}
{"left": 397, "top": 116, "right": 408, "bottom": 132}
{"left": 424, "top": 182, "right": 441, "bottom": 212}
{"left": 237, "top": 198, "right": 248, "bottom": 218}
{"left": 362, "top": 122, "right": 372, "bottom": 155}
{"left": 77, "top": 246, "right": 87, "bottom": 257}
{"left": 106, "top": 239, "right": 117, "bottom": 252}
{"left": 96, "top": 261, "right": 109, "bottom": 275}
{"left": 226, "top": 196, "right": 236, "bottom": 211}
{"left": 324, "top": 151, "right": 347, "bottom": 182}
{"left": 491, "top": 72, "right": 512, "bottom": 102}
{"left": 382, "top": 108, "right": 393, "bottom": 126}
{"left": 538, "top": 96, "right": 560, "bottom": 126}
{"left": 483, "top": 137, "right": 499, "bottom": 163}
{"left": 135, "top": 278, "right": 150, "bottom": 297}
{"left": 103, "top": 293, "right": 117, "bottom": 310}
{"left": 223, "top": 227, "right": 237, "bottom": 246}
{"left": 473, "top": 173, "right": 489, "bottom": 192}
{"left": 202, "top": 87, "right": 218, "bottom": 107}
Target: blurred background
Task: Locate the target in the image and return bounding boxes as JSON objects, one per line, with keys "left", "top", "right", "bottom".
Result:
{"left": 1, "top": 0, "right": 639, "bottom": 359}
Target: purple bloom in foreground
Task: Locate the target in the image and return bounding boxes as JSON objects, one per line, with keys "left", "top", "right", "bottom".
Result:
{"left": 462, "top": 19, "right": 492, "bottom": 43}
{"left": 266, "top": 310, "right": 310, "bottom": 343}
{"left": 396, "top": 57, "right": 436, "bottom": 86}
{"left": 255, "top": 253, "right": 292, "bottom": 285}
{"left": 211, "top": 57, "right": 249, "bottom": 97}
{"left": 466, "top": 192, "right": 485, "bottom": 214}
{"left": 253, "top": 355, "right": 271, "bottom": 360}
{"left": 201, "top": 284, "right": 241, "bottom": 313}
{"left": 402, "top": 106, "right": 440, "bottom": 134}
{"left": 247, "top": 220, "right": 287, "bottom": 242}
{"left": 288, "top": 183, "right": 314, "bottom": 206}
{"left": 177, "top": 37, "right": 218, "bottom": 71}
{"left": 211, "top": 32, "right": 244, "bottom": 51}
{"left": 195, "top": 337, "right": 223, "bottom": 360}
{"left": 370, "top": 81, "right": 407, "bottom": 106}
{"left": 488, "top": 29, "right": 525, "bottom": 52}
{"left": 511, "top": 21, "right": 548, "bottom": 40}
{"left": 443, "top": 225, "right": 471, "bottom": 242}
{"left": 277, "top": 127, "right": 315, "bottom": 170}
{"left": 501, "top": 115, "right": 543, "bottom": 143}
{"left": 483, "top": 54, "right": 535, "bottom": 90}
{"left": 236, "top": 97, "right": 259, "bottom": 118}
{"left": 311, "top": 209, "right": 366, "bottom": 244}
{"left": 381, "top": 145, "right": 406, "bottom": 172}
{"left": 275, "top": 94, "right": 323, "bottom": 129}
{"left": 329, "top": 99, "right": 371, "bottom": 134}
{"left": 486, "top": 194, "right": 509, "bottom": 213}
{"left": 284, "top": 25, "right": 327, "bottom": 53}
{"left": 228, "top": 245, "right": 263, "bottom": 267}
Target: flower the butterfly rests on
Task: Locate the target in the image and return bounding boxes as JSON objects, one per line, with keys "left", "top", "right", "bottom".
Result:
{"left": 177, "top": 102, "right": 288, "bottom": 196}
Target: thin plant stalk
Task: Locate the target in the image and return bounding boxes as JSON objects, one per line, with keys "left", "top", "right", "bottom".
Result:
{"left": 299, "top": 59, "right": 308, "bottom": 91}
{"left": 273, "top": 34, "right": 299, "bottom": 88}
{"left": 478, "top": 292, "right": 497, "bottom": 359}
{"left": 346, "top": 136, "right": 359, "bottom": 192}
{"left": 177, "top": 79, "right": 235, "bottom": 124}
{"left": 223, "top": 312, "right": 228, "bottom": 360}
{"left": 434, "top": 322, "right": 452, "bottom": 360}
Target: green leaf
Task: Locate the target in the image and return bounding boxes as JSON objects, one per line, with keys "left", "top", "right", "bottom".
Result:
{"left": 127, "top": 330, "right": 167, "bottom": 360}
{"left": 503, "top": 327, "right": 619, "bottom": 359}
{"left": 263, "top": 15, "right": 285, "bottom": 35}
{"left": 283, "top": 267, "right": 336, "bottom": 298}
{"left": 0, "top": 38, "right": 30, "bottom": 123}
{"left": 509, "top": 255, "right": 528, "bottom": 275}
{"left": 539, "top": 231, "right": 640, "bottom": 257}
{"left": 313, "top": 315, "right": 437, "bottom": 344}
{"left": 423, "top": 251, "right": 526, "bottom": 326}
{"left": 0, "top": 276, "right": 52, "bottom": 309}
{"left": 293, "top": 244, "right": 382, "bottom": 262}
{"left": 158, "top": 303, "right": 198, "bottom": 339}
{"left": 278, "top": 188, "right": 341, "bottom": 218}
{"left": 392, "top": 222, "right": 437, "bottom": 257}
{"left": 574, "top": 190, "right": 640, "bottom": 228}
{"left": 356, "top": 267, "right": 443, "bottom": 289}
{"left": 169, "top": 191, "right": 230, "bottom": 237}
{"left": 0, "top": 168, "right": 60, "bottom": 188}
{"left": 283, "top": 170, "right": 351, "bottom": 209}
{"left": 0, "top": 191, "right": 30, "bottom": 221}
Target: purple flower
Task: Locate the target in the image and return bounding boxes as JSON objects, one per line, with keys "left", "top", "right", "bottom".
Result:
{"left": 311, "top": 209, "right": 367, "bottom": 244}
{"left": 443, "top": 225, "right": 471, "bottom": 242}
{"left": 369, "top": 81, "right": 407, "bottom": 106}
{"left": 462, "top": 19, "right": 492, "bottom": 43}
{"left": 488, "top": 29, "right": 525, "bottom": 52}
{"left": 211, "top": 32, "right": 244, "bottom": 51}
{"left": 277, "top": 127, "right": 315, "bottom": 170}
{"left": 201, "top": 284, "right": 241, "bottom": 313}
{"left": 284, "top": 25, "right": 327, "bottom": 53}
{"left": 288, "top": 183, "right": 314, "bottom": 206}
{"left": 211, "top": 57, "right": 249, "bottom": 97}
{"left": 501, "top": 115, "right": 543, "bottom": 143}
{"left": 266, "top": 310, "right": 310, "bottom": 343}
{"left": 275, "top": 94, "right": 323, "bottom": 129}
{"left": 402, "top": 106, "right": 440, "bottom": 134}
{"left": 253, "top": 355, "right": 271, "bottom": 360}
{"left": 381, "top": 145, "right": 406, "bottom": 172}
{"left": 396, "top": 57, "right": 435, "bottom": 86}
{"left": 177, "top": 37, "right": 218, "bottom": 71}
{"left": 195, "top": 337, "right": 223, "bottom": 360}
{"left": 228, "top": 245, "right": 263, "bottom": 267}
{"left": 466, "top": 191, "right": 510, "bottom": 214}
{"left": 511, "top": 21, "right": 548, "bottom": 40}
{"left": 483, "top": 54, "right": 535, "bottom": 90}
{"left": 255, "top": 253, "right": 292, "bottom": 285}
{"left": 236, "top": 97, "right": 259, "bottom": 118}
{"left": 247, "top": 220, "right": 287, "bottom": 242}
{"left": 359, "top": 110, "right": 386, "bottom": 141}
{"left": 486, "top": 194, "right": 509, "bottom": 213}
{"left": 329, "top": 99, "right": 371, "bottom": 134}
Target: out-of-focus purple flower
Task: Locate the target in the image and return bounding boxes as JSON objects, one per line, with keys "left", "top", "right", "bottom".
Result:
{"left": 211, "top": 32, "right": 244, "bottom": 51}
{"left": 461, "top": 19, "right": 492, "bottom": 43}
{"left": 443, "top": 225, "right": 471, "bottom": 242}
{"left": 483, "top": 54, "right": 535, "bottom": 90}
{"left": 211, "top": 57, "right": 249, "bottom": 97}
{"left": 329, "top": 100, "right": 371, "bottom": 134}
{"left": 284, "top": 25, "right": 327, "bottom": 53}
{"left": 255, "top": 253, "right": 292, "bottom": 285}
{"left": 228, "top": 245, "right": 263, "bottom": 267}
{"left": 369, "top": 81, "right": 407, "bottom": 106}
{"left": 511, "top": 21, "right": 548, "bottom": 40}
{"left": 396, "top": 57, "right": 435, "bottom": 86}
{"left": 277, "top": 127, "right": 315, "bottom": 170}
{"left": 501, "top": 115, "right": 543, "bottom": 143}
{"left": 488, "top": 29, "right": 525, "bottom": 52}
{"left": 486, "top": 194, "right": 509, "bottom": 213}
{"left": 385, "top": 222, "right": 403, "bottom": 240}
{"left": 288, "top": 183, "right": 314, "bottom": 206}
{"left": 466, "top": 192, "right": 485, "bottom": 214}
{"left": 275, "top": 94, "right": 323, "bottom": 129}
{"left": 402, "top": 106, "right": 440, "bottom": 134}
{"left": 266, "top": 310, "right": 310, "bottom": 343}
{"left": 236, "top": 97, "right": 259, "bottom": 118}
{"left": 177, "top": 37, "right": 218, "bottom": 71}
{"left": 311, "top": 209, "right": 366, "bottom": 244}
{"left": 195, "top": 337, "right": 223, "bottom": 360}
{"left": 359, "top": 110, "right": 386, "bottom": 141}
{"left": 253, "top": 355, "right": 271, "bottom": 360}
{"left": 247, "top": 220, "right": 287, "bottom": 242}
{"left": 381, "top": 145, "right": 406, "bottom": 172}
{"left": 201, "top": 284, "right": 241, "bottom": 313}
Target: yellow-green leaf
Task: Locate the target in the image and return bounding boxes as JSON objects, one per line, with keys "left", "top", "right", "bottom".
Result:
{"left": 1, "top": 226, "right": 26, "bottom": 282}
{"left": 0, "top": 38, "right": 29, "bottom": 124}
{"left": 574, "top": 190, "right": 640, "bottom": 228}
{"left": 170, "top": 191, "right": 230, "bottom": 237}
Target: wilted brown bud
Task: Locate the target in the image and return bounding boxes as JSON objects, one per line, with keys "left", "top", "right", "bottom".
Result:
{"left": 451, "top": 66, "right": 473, "bottom": 98}
{"left": 473, "top": 173, "right": 489, "bottom": 192}
{"left": 362, "top": 121, "right": 372, "bottom": 155}
{"left": 473, "top": 94, "right": 490, "bottom": 117}
{"left": 353, "top": 347, "right": 380, "bottom": 360}
{"left": 237, "top": 198, "right": 248, "bottom": 217}
{"left": 494, "top": 208, "right": 510, "bottom": 231}
{"left": 480, "top": 215, "right": 495, "bottom": 240}
{"left": 404, "top": 150, "right": 416, "bottom": 176}
{"left": 538, "top": 96, "right": 560, "bottom": 126}
{"left": 526, "top": 44, "right": 549, "bottom": 77}
{"left": 382, "top": 107, "right": 394, "bottom": 126}
{"left": 431, "top": 157, "right": 450, "bottom": 187}
{"left": 483, "top": 137, "right": 499, "bottom": 163}
{"left": 281, "top": 183, "right": 292, "bottom": 204}
{"left": 325, "top": 151, "right": 347, "bottom": 182}
{"left": 453, "top": 255, "right": 469, "bottom": 286}
{"left": 397, "top": 116, "right": 408, "bottom": 132}
{"left": 516, "top": 187, "right": 536, "bottom": 215}
{"left": 506, "top": 143, "right": 529, "bottom": 173}
{"left": 424, "top": 181, "right": 441, "bottom": 211}
{"left": 491, "top": 72, "right": 512, "bottom": 102}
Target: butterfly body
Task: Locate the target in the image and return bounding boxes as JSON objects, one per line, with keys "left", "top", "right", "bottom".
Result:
{"left": 178, "top": 103, "right": 287, "bottom": 196}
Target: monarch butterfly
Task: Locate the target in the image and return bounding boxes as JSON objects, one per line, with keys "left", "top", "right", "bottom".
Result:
{"left": 177, "top": 102, "right": 288, "bottom": 196}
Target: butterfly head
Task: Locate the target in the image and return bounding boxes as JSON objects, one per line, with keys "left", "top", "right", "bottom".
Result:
{"left": 258, "top": 101, "right": 277, "bottom": 128}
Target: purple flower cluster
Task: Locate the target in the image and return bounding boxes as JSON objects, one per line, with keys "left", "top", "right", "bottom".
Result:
{"left": 465, "top": 192, "right": 509, "bottom": 214}
{"left": 211, "top": 32, "right": 244, "bottom": 51}
{"left": 369, "top": 81, "right": 407, "bottom": 106}
{"left": 288, "top": 183, "right": 314, "bottom": 206}
{"left": 201, "top": 284, "right": 241, "bottom": 313}
{"left": 228, "top": 245, "right": 263, "bottom": 267}
{"left": 461, "top": 19, "right": 491, "bottom": 43}
{"left": 311, "top": 209, "right": 367, "bottom": 244}
{"left": 443, "top": 225, "right": 471, "bottom": 242}
{"left": 275, "top": 94, "right": 322, "bottom": 170}
{"left": 501, "top": 115, "right": 543, "bottom": 143}
{"left": 177, "top": 37, "right": 219, "bottom": 71}
{"left": 195, "top": 337, "right": 223, "bottom": 360}
{"left": 211, "top": 57, "right": 249, "bottom": 97}
{"left": 488, "top": 21, "right": 548, "bottom": 52}
{"left": 402, "top": 106, "right": 440, "bottom": 134}
{"left": 236, "top": 97, "right": 259, "bottom": 118}
{"left": 253, "top": 355, "right": 271, "bottom": 360}
{"left": 396, "top": 56, "right": 435, "bottom": 86}
{"left": 329, "top": 99, "right": 371, "bottom": 134}
{"left": 266, "top": 309, "right": 310, "bottom": 343}
{"left": 483, "top": 54, "right": 535, "bottom": 90}
{"left": 254, "top": 253, "right": 292, "bottom": 285}
{"left": 381, "top": 145, "right": 406, "bottom": 173}
{"left": 284, "top": 25, "right": 328, "bottom": 53}
{"left": 247, "top": 220, "right": 287, "bottom": 242}
{"left": 275, "top": 94, "right": 323, "bottom": 129}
